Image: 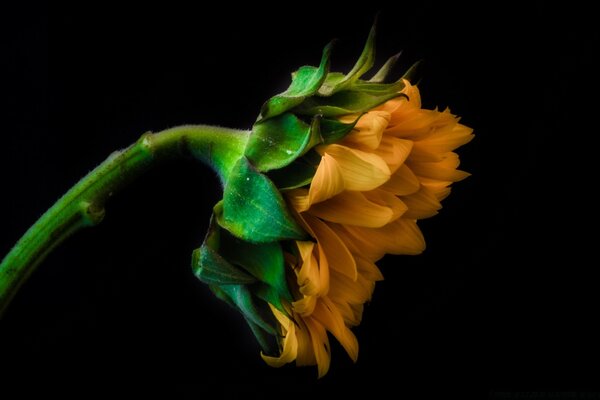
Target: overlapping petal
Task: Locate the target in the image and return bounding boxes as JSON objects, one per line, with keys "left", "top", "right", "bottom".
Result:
{"left": 266, "top": 80, "right": 472, "bottom": 376}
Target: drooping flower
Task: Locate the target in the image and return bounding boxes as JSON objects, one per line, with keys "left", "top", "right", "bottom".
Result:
{"left": 191, "top": 24, "right": 473, "bottom": 377}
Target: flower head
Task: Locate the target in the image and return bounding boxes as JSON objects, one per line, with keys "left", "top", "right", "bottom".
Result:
{"left": 192, "top": 24, "right": 473, "bottom": 377}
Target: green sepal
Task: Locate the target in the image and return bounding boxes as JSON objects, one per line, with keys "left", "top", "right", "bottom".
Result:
{"left": 253, "top": 283, "right": 286, "bottom": 315}
{"left": 218, "top": 228, "right": 292, "bottom": 304}
{"left": 320, "top": 114, "right": 363, "bottom": 144}
{"left": 192, "top": 216, "right": 258, "bottom": 286}
{"left": 259, "top": 41, "right": 334, "bottom": 121}
{"left": 192, "top": 246, "right": 257, "bottom": 285}
{"left": 244, "top": 316, "right": 279, "bottom": 356}
{"left": 370, "top": 52, "right": 402, "bottom": 83}
{"left": 318, "top": 21, "right": 376, "bottom": 95}
{"left": 218, "top": 157, "right": 307, "bottom": 243}
{"left": 245, "top": 113, "right": 316, "bottom": 171}
{"left": 215, "top": 284, "right": 279, "bottom": 336}
{"left": 193, "top": 218, "right": 289, "bottom": 353}
{"left": 267, "top": 154, "right": 319, "bottom": 190}
{"left": 295, "top": 90, "right": 404, "bottom": 117}
{"left": 402, "top": 59, "right": 423, "bottom": 84}
{"left": 351, "top": 78, "right": 406, "bottom": 95}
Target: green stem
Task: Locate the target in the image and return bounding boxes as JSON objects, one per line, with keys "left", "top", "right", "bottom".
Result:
{"left": 0, "top": 125, "right": 249, "bottom": 317}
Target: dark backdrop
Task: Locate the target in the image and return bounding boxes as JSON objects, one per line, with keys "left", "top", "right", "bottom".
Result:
{"left": 1, "top": 2, "right": 597, "bottom": 397}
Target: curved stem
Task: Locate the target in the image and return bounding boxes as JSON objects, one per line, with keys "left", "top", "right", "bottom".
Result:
{"left": 0, "top": 125, "right": 249, "bottom": 316}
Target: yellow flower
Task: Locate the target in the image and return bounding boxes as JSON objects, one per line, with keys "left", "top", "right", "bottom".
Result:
{"left": 261, "top": 80, "right": 474, "bottom": 377}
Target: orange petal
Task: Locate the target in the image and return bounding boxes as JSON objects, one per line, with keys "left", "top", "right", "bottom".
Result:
{"left": 342, "top": 218, "right": 426, "bottom": 258}
{"left": 318, "top": 144, "right": 390, "bottom": 191}
{"left": 293, "top": 294, "right": 317, "bottom": 317}
{"left": 304, "top": 214, "right": 357, "bottom": 281}
{"left": 408, "top": 152, "right": 470, "bottom": 182}
{"left": 330, "top": 299, "right": 360, "bottom": 326}
{"left": 355, "top": 256, "right": 384, "bottom": 281}
{"left": 312, "top": 297, "right": 359, "bottom": 362}
{"left": 363, "top": 189, "right": 408, "bottom": 222}
{"left": 296, "top": 241, "right": 321, "bottom": 296}
{"left": 308, "top": 191, "right": 394, "bottom": 228}
{"left": 386, "top": 109, "right": 440, "bottom": 138}
{"left": 328, "top": 269, "right": 374, "bottom": 305}
{"left": 373, "top": 136, "right": 413, "bottom": 173}
{"left": 304, "top": 318, "right": 331, "bottom": 378}
{"left": 419, "top": 177, "right": 452, "bottom": 201}
{"left": 340, "top": 111, "right": 390, "bottom": 150}
{"left": 401, "top": 186, "right": 443, "bottom": 219}
{"left": 308, "top": 153, "right": 345, "bottom": 206}
{"left": 286, "top": 188, "right": 311, "bottom": 212}
{"left": 294, "top": 317, "right": 317, "bottom": 367}
{"left": 413, "top": 120, "right": 474, "bottom": 154}
{"left": 378, "top": 164, "right": 420, "bottom": 196}
{"left": 261, "top": 306, "right": 298, "bottom": 367}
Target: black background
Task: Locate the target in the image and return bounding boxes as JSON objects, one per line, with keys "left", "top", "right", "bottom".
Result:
{"left": 1, "top": 1, "right": 597, "bottom": 397}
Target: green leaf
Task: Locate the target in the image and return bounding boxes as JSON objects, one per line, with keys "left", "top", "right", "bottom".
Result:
{"left": 219, "top": 229, "right": 292, "bottom": 303}
{"left": 246, "top": 113, "right": 314, "bottom": 171}
{"left": 259, "top": 41, "right": 334, "bottom": 121}
{"left": 218, "top": 157, "right": 307, "bottom": 243}
{"left": 318, "top": 22, "right": 377, "bottom": 95}
{"left": 370, "top": 52, "right": 402, "bottom": 83}
{"left": 295, "top": 90, "right": 405, "bottom": 117}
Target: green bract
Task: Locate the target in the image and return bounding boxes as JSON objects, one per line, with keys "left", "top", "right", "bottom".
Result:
{"left": 192, "top": 24, "right": 415, "bottom": 354}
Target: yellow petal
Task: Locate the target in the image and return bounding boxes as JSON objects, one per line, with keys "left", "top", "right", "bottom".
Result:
{"left": 293, "top": 294, "right": 317, "bottom": 317}
{"left": 363, "top": 189, "right": 408, "bottom": 222}
{"left": 401, "top": 186, "right": 442, "bottom": 219}
{"left": 408, "top": 152, "right": 470, "bottom": 182}
{"left": 294, "top": 317, "right": 316, "bottom": 367}
{"left": 312, "top": 297, "right": 359, "bottom": 362}
{"left": 373, "top": 136, "right": 413, "bottom": 173}
{"left": 296, "top": 241, "right": 321, "bottom": 296}
{"left": 286, "top": 188, "right": 311, "bottom": 213}
{"left": 308, "top": 153, "right": 345, "bottom": 206}
{"left": 328, "top": 269, "right": 373, "bottom": 305}
{"left": 304, "top": 214, "right": 357, "bottom": 281}
{"left": 318, "top": 144, "right": 390, "bottom": 191}
{"left": 304, "top": 318, "right": 331, "bottom": 378}
{"left": 400, "top": 80, "right": 422, "bottom": 108}
{"left": 340, "top": 111, "right": 390, "bottom": 150}
{"left": 355, "top": 256, "right": 384, "bottom": 281}
{"left": 386, "top": 109, "right": 444, "bottom": 139}
{"left": 372, "top": 95, "right": 409, "bottom": 114}
{"left": 315, "top": 243, "right": 330, "bottom": 296}
{"left": 349, "top": 303, "right": 365, "bottom": 324}
{"left": 330, "top": 299, "right": 361, "bottom": 326}
{"left": 341, "top": 218, "right": 426, "bottom": 259}
{"left": 378, "top": 164, "right": 420, "bottom": 196}
{"left": 413, "top": 120, "right": 474, "bottom": 154}
{"left": 419, "top": 177, "right": 452, "bottom": 201}
{"left": 261, "top": 306, "right": 298, "bottom": 367}
{"left": 308, "top": 191, "right": 394, "bottom": 228}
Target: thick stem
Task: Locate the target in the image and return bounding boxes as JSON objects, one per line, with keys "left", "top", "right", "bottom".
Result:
{"left": 0, "top": 125, "right": 249, "bottom": 317}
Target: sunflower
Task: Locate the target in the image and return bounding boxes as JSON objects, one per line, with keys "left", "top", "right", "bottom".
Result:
{"left": 0, "top": 22, "right": 474, "bottom": 379}
{"left": 262, "top": 81, "right": 473, "bottom": 376}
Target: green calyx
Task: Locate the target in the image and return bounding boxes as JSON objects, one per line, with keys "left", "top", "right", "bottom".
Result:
{"left": 193, "top": 22, "right": 418, "bottom": 354}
